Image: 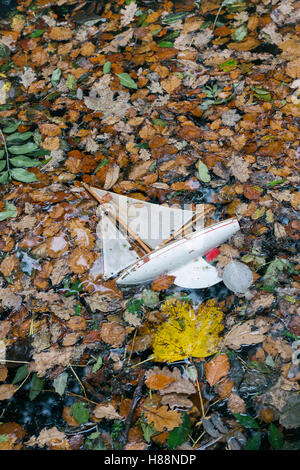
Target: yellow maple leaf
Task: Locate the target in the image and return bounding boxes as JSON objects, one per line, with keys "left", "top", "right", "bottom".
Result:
{"left": 153, "top": 298, "right": 224, "bottom": 362}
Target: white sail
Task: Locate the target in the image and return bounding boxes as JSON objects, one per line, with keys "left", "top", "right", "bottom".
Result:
{"left": 90, "top": 187, "right": 200, "bottom": 249}
{"left": 100, "top": 211, "right": 140, "bottom": 280}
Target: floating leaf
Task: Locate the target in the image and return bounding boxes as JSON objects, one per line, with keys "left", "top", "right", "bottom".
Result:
{"left": 92, "top": 355, "right": 103, "bottom": 373}
{"left": 66, "top": 74, "right": 76, "bottom": 90}
{"left": 268, "top": 423, "right": 284, "bottom": 450}
{"left": 29, "top": 29, "right": 45, "bottom": 38}
{"left": 6, "top": 131, "right": 33, "bottom": 143}
{"left": 10, "top": 156, "right": 41, "bottom": 167}
{"left": 233, "top": 413, "right": 260, "bottom": 429}
{"left": 219, "top": 59, "right": 238, "bottom": 71}
{"left": 205, "top": 353, "right": 230, "bottom": 386}
{"left": 158, "top": 41, "right": 174, "bottom": 48}
{"left": 12, "top": 364, "right": 29, "bottom": 384}
{"left": 153, "top": 299, "right": 224, "bottom": 362}
{"left": 8, "top": 142, "right": 38, "bottom": 154}
{"left": 197, "top": 160, "right": 211, "bottom": 183}
{"left": 0, "top": 202, "right": 17, "bottom": 221}
{"left": 234, "top": 24, "right": 248, "bottom": 41}
{"left": 0, "top": 171, "right": 9, "bottom": 184}
{"left": 103, "top": 61, "right": 111, "bottom": 74}
{"left": 10, "top": 168, "right": 38, "bottom": 182}
{"left": 167, "top": 412, "right": 191, "bottom": 450}
{"left": 2, "top": 121, "right": 21, "bottom": 133}
{"left": 117, "top": 73, "right": 138, "bottom": 89}
{"left": 53, "top": 372, "right": 68, "bottom": 396}
{"left": 70, "top": 401, "right": 90, "bottom": 425}
{"left": 245, "top": 431, "right": 262, "bottom": 450}
{"left": 143, "top": 405, "right": 182, "bottom": 432}
{"left": 145, "top": 374, "right": 175, "bottom": 390}
{"left": 51, "top": 69, "right": 61, "bottom": 87}
{"left": 162, "top": 12, "right": 188, "bottom": 24}
{"left": 29, "top": 373, "right": 44, "bottom": 401}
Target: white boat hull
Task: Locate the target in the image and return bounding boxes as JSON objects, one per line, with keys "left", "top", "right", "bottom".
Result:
{"left": 117, "top": 218, "right": 240, "bottom": 287}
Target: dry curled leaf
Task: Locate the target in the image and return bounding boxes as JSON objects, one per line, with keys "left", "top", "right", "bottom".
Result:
{"left": 224, "top": 317, "right": 272, "bottom": 350}
{"left": 104, "top": 164, "right": 120, "bottom": 190}
{"left": 93, "top": 403, "right": 122, "bottom": 420}
{"left": 26, "top": 426, "right": 69, "bottom": 450}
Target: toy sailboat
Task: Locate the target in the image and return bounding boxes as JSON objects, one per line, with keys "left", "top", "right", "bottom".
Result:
{"left": 83, "top": 184, "right": 240, "bottom": 289}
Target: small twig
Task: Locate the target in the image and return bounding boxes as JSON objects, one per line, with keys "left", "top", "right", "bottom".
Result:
{"left": 127, "top": 328, "right": 137, "bottom": 364}
{"left": 119, "top": 374, "right": 144, "bottom": 449}
{"left": 195, "top": 377, "right": 206, "bottom": 420}
{"left": 69, "top": 363, "right": 87, "bottom": 399}
{"left": 0, "top": 128, "right": 10, "bottom": 174}
{"left": 196, "top": 435, "right": 223, "bottom": 450}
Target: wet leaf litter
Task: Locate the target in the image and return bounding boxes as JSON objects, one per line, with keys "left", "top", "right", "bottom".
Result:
{"left": 0, "top": 0, "right": 299, "bottom": 452}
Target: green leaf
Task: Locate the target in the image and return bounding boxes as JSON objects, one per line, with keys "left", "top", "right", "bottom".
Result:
{"left": 268, "top": 423, "right": 284, "bottom": 450}
{"left": 126, "top": 298, "right": 143, "bottom": 315}
{"left": 70, "top": 401, "right": 90, "bottom": 425}
{"left": 0, "top": 434, "right": 8, "bottom": 442}
{"left": 0, "top": 201, "right": 17, "bottom": 221}
{"left": 29, "top": 29, "right": 45, "bottom": 38}
{"left": 6, "top": 131, "right": 33, "bottom": 143}
{"left": 197, "top": 160, "right": 211, "bottom": 182}
{"left": 245, "top": 431, "right": 261, "bottom": 450}
{"left": 66, "top": 74, "right": 77, "bottom": 90}
{"left": 53, "top": 371, "right": 68, "bottom": 396}
{"left": 219, "top": 59, "right": 238, "bottom": 71}
{"left": 93, "top": 157, "right": 109, "bottom": 173}
{"left": 8, "top": 142, "right": 38, "bottom": 154}
{"left": 152, "top": 118, "right": 167, "bottom": 127}
{"left": 51, "top": 68, "right": 61, "bottom": 87}
{"left": 117, "top": 73, "right": 138, "bottom": 89}
{"left": 29, "top": 373, "right": 44, "bottom": 400}
{"left": 141, "top": 421, "right": 158, "bottom": 443}
{"left": 233, "top": 413, "right": 260, "bottom": 429}
{"left": 0, "top": 171, "right": 10, "bottom": 184}
{"left": 2, "top": 120, "right": 21, "bottom": 133}
{"left": 167, "top": 412, "right": 191, "bottom": 449}
{"left": 10, "top": 167, "right": 38, "bottom": 183}
{"left": 265, "top": 179, "right": 286, "bottom": 187}
{"left": 0, "top": 149, "right": 4, "bottom": 158}
{"left": 103, "top": 61, "right": 111, "bottom": 74}
{"left": 10, "top": 156, "right": 41, "bottom": 168}
{"left": 12, "top": 364, "right": 29, "bottom": 384}
{"left": 0, "top": 160, "right": 6, "bottom": 171}
{"left": 92, "top": 356, "right": 103, "bottom": 373}
{"left": 234, "top": 24, "right": 247, "bottom": 41}
{"left": 158, "top": 41, "right": 174, "bottom": 48}
{"left": 162, "top": 12, "right": 188, "bottom": 24}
